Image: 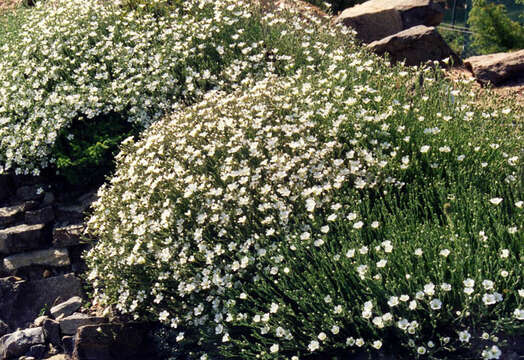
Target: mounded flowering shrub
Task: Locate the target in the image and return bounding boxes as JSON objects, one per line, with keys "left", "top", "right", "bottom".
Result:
{"left": 0, "top": 0, "right": 338, "bottom": 183}
{"left": 85, "top": 25, "right": 523, "bottom": 359}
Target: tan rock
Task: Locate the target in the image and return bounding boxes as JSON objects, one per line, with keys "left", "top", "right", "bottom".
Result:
{"left": 3, "top": 248, "right": 70, "bottom": 271}
{"left": 465, "top": 50, "right": 524, "bottom": 86}
{"left": 367, "top": 25, "right": 459, "bottom": 66}
{"left": 335, "top": 0, "right": 444, "bottom": 43}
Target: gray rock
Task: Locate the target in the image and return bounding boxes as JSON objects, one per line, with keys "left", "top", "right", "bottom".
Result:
{"left": 56, "top": 191, "right": 97, "bottom": 223}
{"left": 367, "top": 25, "right": 459, "bottom": 66}
{"left": 27, "top": 343, "right": 47, "bottom": 359}
{"left": 72, "top": 323, "right": 154, "bottom": 360}
{"left": 0, "top": 327, "right": 45, "bottom": 359}
{"left": 0, "top": 223, "right": 45, "bottom": 255}
{"left": 0, "top": 319, "right": 9, "bottom": 337}
{"left": 26, "top": 206, "right": 55, "bottom": 225}
{"left": 42, "top": 319, "right": 60, "bottom": 347}
{"left": 0, "top": 204, "right": 25, "bottom": 228}
{"left": 59, "top": 313, "right": 106, "bottom": 335}
{"left": 335, "top": 0, "right": 444, "bottom": 43}
{"left": 52, "top": 224, "right": 85, "bottom": 248}
{"left": 0, "top": 274, "right": 83, "bottom": 330}
{"left": 17, "top": 185, "right": 45, "bottom": 202}
{"left": 3, "top": 248, "right": 70, "bottom": 272}
{"left": 50, "top": 296, "right": 82, "bottom": 319}
{"left": 465, "top": 49, "right": 524, "bottom": 86}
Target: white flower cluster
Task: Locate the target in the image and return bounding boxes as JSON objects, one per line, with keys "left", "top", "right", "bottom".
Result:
{"left": 0, "top": 0, "right": 315, "bottom": 175}
{"left": 82, "top": 1, "right": 523, "bottom": 359}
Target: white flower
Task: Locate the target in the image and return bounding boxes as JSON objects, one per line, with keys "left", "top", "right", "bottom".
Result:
{"left": 306, "top": 198, "right": 316, "bottom": 212}
{"left": 500, "top": 249, "right": 509, "bottom": 258}
{"left": 514, "top": 308, "right": 524, "bottom": 320}
{"left": 463, "top": 278, "right": 475, "bottom": 288}
{"left": 376, "top": 259, "right": 387, "bottom": 268}
{"left": 353, "top": 221, "right": 364, "bottom": 229}
{"left": 417, "top": 346, "right": 427, "bottom": 355}
{"left": 158, "top": 310, "right": 170, "bottom": 322}
{"left": 482, "top": 280, "right": 494, "bottom": 290}
{"left": 388, "top": 296, "right": 399, "bottom": 307}
{"left": 414, "top": 248, "right": 423, "bottom": 256}
{"left": 482, "top": 345, "right": 502, "bottom": 359}
{"left": 420, "top": 145, "right": 430, "bottom": 153}
{"left": 372, "top": 340, "right": 382, "bottom": 349}
{"left": 458, "top": 330, "right": 471, "bottom": 343}
{"left": 430, "top": 298, "right": 442, "bottom": 310}
{"left": 441, "top": 283, "right": 452, "bottom": 291}
{"left": 318, "top": 332, "right": 327, "bottom": 341}
{"left": 489, "top": 197, "right": 503, "bottom": 205}
{"left": 270, "top": 344, "right": 279, "bottom": 353}
{"left": 482, "top": 293, "right": 497, "bottom": 305}
{"left": 355, "top": 338, "right": 364, "bottom": 347}
{"left": 308, "top": 340, "right": 320, "bottom": 352}
{"left": 439, "top": 249, "right": 450, "bottom": 257}
{"left": 270, "top": 303, "right": 279, "bottom": 313}
{"left": 331, "top": 325, "right": 340, "bottom": 334}
{"left": 515, "top": 200, "right": 524, "bottom": 208}
{"left": 176, "top": 332, "right": 185, "bottom": 342}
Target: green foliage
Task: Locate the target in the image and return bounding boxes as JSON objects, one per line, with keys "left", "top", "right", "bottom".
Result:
{"left": 84, "top": 2, "right": 523, "bottom": 355}
{"left": 468, "top": 0, "right": 524, "bottom": 54}
{"left": 53, "top": 113, "right": 136, "bottom": 185}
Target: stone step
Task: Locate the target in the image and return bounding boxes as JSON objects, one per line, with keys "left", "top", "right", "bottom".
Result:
{"left": 0, "top": 223, "right": 46, "bottom": 255}
{"left": 0, "top": 204, "right": 25, "bottom": 228}
{"left": 53, "top": 224, "right": 85, "bottom": 248}
{"left": 3, "top": 248, "right": 70, "bottom": 272}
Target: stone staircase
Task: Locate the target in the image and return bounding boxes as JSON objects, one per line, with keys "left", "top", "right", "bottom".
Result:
{"left": 0, "top": 175, "right": 156, "bottom": 360}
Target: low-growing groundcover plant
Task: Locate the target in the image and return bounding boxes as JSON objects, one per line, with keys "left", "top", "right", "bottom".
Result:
{"left": 0, "top": 0, "right": 334, "bottom": 184}
{"left": 85, "top": 4, "right": 523, "bottom": 358}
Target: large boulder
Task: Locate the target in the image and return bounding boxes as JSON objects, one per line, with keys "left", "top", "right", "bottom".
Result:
{"left": 0, "top": 274, "right": 83, "bottom": 329}
{"left": 0, "top": 327, "right": 45, "bottom": 359}
{"left": 464, "top": 49, "right": 524, "bottom": 86}
{"left": 367, "top": 25, "right": 459, "bottom": 66}
{"left": 335, "top": 0, "right": 444, "bottom": 43}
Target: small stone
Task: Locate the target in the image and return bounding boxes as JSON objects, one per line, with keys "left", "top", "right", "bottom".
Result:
{"left": 0, "top": 223, "right": 45, "bottom": 255}
{"left": 34, "top": 316, "right": 49, "bottom": 327}
{"left": 50, "top": 297, "right": 82, "bottom": 319}
{"left": 0, "top": 204, "right": 25, "bottom": 227}
{"left": 3, "top": 249, "right": 70, "bottom": 271}
{"left": 52, "top": 225, "right": 85, "bottom": 248}
{"left": 0, "top": 319, "right": 9, "bottom": 337}
{"left": 27, "top": 343, "right": 47, "bottom": 359}
{"left": 59, "top": 314, "right": 105, "bottom": 335}
{"left": 25, "top": 207, "right": 55, "bottom": 225}
{"left": 62, "top": 336, "right": 74, "bottom": 355}
{"left": 42, "top": 319, "right": 60, "bottom": 347}
{"left": 0, "top": 327, "right": 45, "bottom": 359}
